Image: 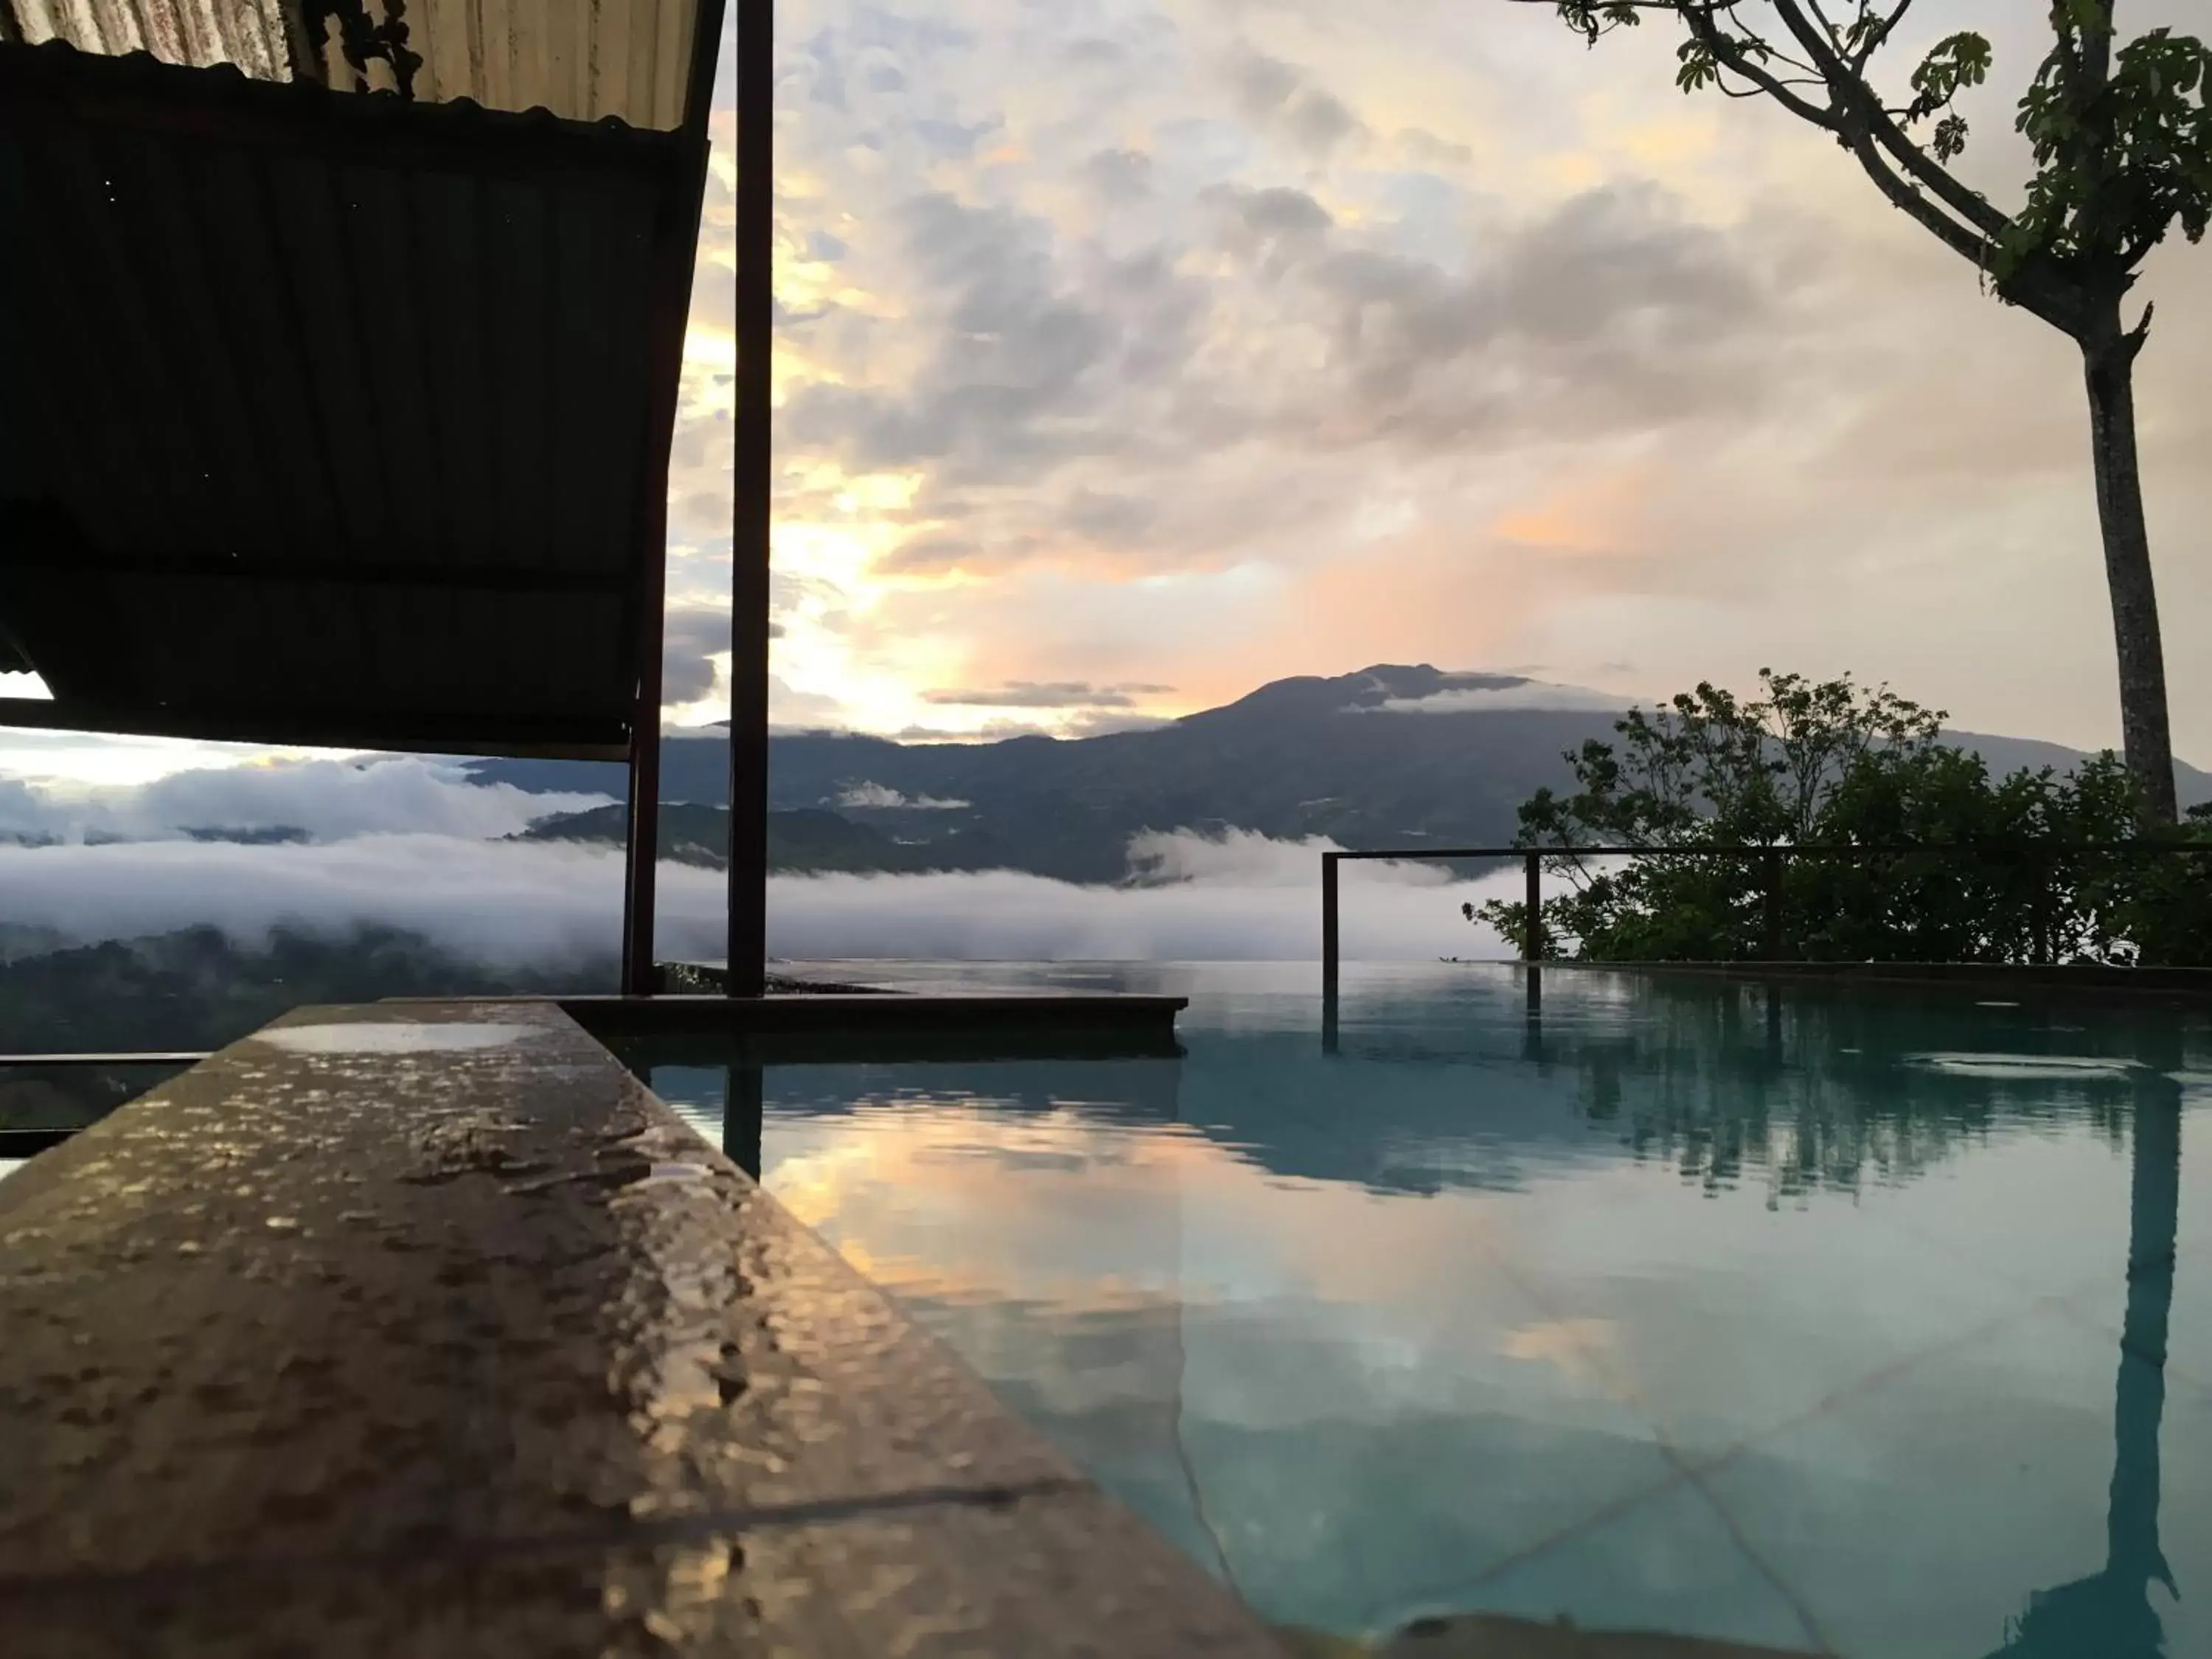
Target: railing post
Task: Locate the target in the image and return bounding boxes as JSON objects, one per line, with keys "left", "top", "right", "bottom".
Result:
{"left": 723, "top": 1056, "right": 765, "bottom": 1180}
{"left": 1523, "top": 850, "right": 1544, "bottom": 962}
{"left": 1321, "top": 853, "right": 1340, "bottom": 994}
{"left": 2032, "top": 848, "right": 2053, "bottom": 967}
{"left": 1321, "top": 852, "right": 1342, "bottom": 1054}
{"left": 620, "top": 720, "right": 662, "bottom": 997}
{"left": 726, "top": 0, "right": 774, "bottom": 1001}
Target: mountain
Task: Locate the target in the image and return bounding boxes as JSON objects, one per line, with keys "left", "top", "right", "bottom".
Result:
{"left": 0, "top": 925, "right": 615, "bottom": 1140}
{"left": 1943, "top": 728, "right": 2212, "bottom": 804}
{"left": 0, "top": 924, "right": 606, "bottom": 1057}
{"left": 476, "top": 667, "right": 1629, "bottom": 880}
{"left": 465, "top": 665, "right": 2212, "bottom": 881}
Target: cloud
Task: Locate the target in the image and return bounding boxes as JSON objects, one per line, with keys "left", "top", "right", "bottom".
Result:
{"left": 0, "top": 758, "right": 611, "bottom": 846}
{"left": 874, "top": 535, "right": 978, "bottom": 576}
{"left": 1080, "top": 147, "right": 1154, "bottom": 204}
{"left": 886, "top": 722, "right": 1054, "bottom": 744}
{"left": 1269, "top": 181, "right": 1783, "bottom": 451}
{"left": 832, "top": 782, "right": 971, "bottom": 810}
{"left": 1362, "top": 682, "right": 1628, "bottom": 714}
{"left": 921, "top": 680, "right": 1169, "bottom": 709}
{"left": 1062, "top": 488, "right": 1160, "bottom": 544}
{"left": 663, "top": 604, "right": 736, "bottom": 705}
{"left": 0, "top": 836, "right": 681, "bottom": 968}
{"left": 1225, "top": 46, "right": 1367, "bottom": 156}
{"left": 765, "top": 836, "right": 1526, "bottom": 961}
{"left": 1204, "top": 181, "right": 1335, "bottom": 248}
{"left": 0, "top": 831, "right": 1541, "bottom": 967}
{"left": 767, "top": 675, "right": 850, "bottom": 732}
{"left": 680, "top": 0, "right": 2212, "bottom": 760}
{"left": 1062, "top": 709, "right": 1175, "bottom": 738}
{"left": 1393, "top": 127, "right": 1473, "bottom": 171}
{"left": 781, "top": 191, "right": 1124, "bottom": 482}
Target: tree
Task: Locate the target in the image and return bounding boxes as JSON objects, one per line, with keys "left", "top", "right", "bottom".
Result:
{"left": 1470, "top": 668, "right": 2212, "bottom": 964}
{"left": 1528, "top": 1, "right": 2211, "bottom": 822}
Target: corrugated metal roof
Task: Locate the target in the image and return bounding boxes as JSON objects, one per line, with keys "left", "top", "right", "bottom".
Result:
{"left": 1, "top": 0, "right": 703, "bottom": 128}
{"left": 0, "top": 40, "right": 703, "bottom": 757}
{"left": 1, "top": 2, "right": 298, "bottom": 81}
{"left": 403, "top": 0, "right": 701, "bottom": 128}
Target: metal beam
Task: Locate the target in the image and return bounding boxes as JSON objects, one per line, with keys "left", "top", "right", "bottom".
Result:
{"left": 620, "top": 0, "right": 731, "bottom": 997}
{"left": 0, "top": 1053, "right": 210, "bottom": 1066}
{"left": 728, "top": 0, "right": 773, "bottom": 1000}
{"left": 1320, "top": 852, "right": 1339, "bottom": 993}
{"left": 0, "top": 697, "right": 629, "bottom": 761}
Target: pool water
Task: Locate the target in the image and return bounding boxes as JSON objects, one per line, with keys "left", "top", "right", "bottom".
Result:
{"left": 644, "top": 961, "right": 2212, "bottom": 1658}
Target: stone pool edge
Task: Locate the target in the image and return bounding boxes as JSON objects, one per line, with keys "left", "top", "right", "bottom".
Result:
{"left": 0, "top": 998, "right": 1280, "bottom": 1657}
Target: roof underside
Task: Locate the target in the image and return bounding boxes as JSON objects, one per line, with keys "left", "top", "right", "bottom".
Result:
{"left": 0, "top": 29, "right": 709, "bottom": 759}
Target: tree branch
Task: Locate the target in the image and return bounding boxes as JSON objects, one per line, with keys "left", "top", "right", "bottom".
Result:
{"left": 1769, "top": 0, "right": 2013, "bottom": 240}
{"left": 1683, "top": 6, "right": 1841, "bottom": 130}
{"left": 1802, "top": 0, "right": 1844, "bottom": 52}
{"left": 1838, "top": 127, "right": 1994, "bottom": 265}
{"left": 1838, "top": 123, "right": 2081, "bottom": 332}
{"left": 1857, "top": 0, "right": 1914, "bottom": 71}
{"left": 2079, "top": 0, "right": 2115, "bottom": 91}
{"left": 2126, "top": 299, "right": 2154, "bottom": 357}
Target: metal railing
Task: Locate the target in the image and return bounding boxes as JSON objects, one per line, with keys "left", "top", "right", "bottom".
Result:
{"left": 0, "top": 1054, "right": 212, "bottom": 1159}
{"left": 1319, "top": 840, "right": 2212, "bottom": 990}
{"left": 0, "top": 1053, "right": 212, "bottom": 1067}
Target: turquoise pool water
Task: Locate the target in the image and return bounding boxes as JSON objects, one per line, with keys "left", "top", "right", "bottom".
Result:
{"left": 653, "top": 961, "right": 2210, "bottom": 1657}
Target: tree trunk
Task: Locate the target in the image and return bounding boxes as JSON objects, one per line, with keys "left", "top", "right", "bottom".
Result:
{"left": 2080, "top": 308, "right": 2178, "bottom": 824}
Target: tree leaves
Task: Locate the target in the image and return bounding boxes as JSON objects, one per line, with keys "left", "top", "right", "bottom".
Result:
{"left": 1469, "top": 671, "right": 2212, "bottom": 965}
{"left": 1997, "top": 21, "right": 2212, "bottom": 293}
{"left": 1902, "top": 31, "right": 1992, "bottom": 161}
{"left": 1907, "top": 32, "right": 1993, "bottom": 126}
{"left": 1676, "top": 39, "right": 1719, "bottom": 94}
{"left": 1528, "top": 2, "right": 2211, "bottom": 333}
{"left": 1553, "top": 1, "right": 1646, "bottom": 47}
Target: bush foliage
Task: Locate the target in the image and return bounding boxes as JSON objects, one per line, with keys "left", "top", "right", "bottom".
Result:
{"left": 1470, "top": 670, "right": 2212, "bottom": 965}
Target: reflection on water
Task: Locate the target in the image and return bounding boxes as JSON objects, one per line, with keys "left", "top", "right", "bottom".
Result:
{"left": 1986, "top": 1079, "right": 2180, "bottom": 1659}
{"left": 645, "top": 963, "right": 2211, "bottom": 1658}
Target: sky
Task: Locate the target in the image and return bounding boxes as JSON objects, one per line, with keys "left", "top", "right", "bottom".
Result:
{"left": 4, "top": 0, "right": 2208, "bottom": 772}
{"left": 653, "top": 0, "right": 2211, "bottom": 754}
{"left": 3, "top": 1, "right": 2210, "bottom": 966}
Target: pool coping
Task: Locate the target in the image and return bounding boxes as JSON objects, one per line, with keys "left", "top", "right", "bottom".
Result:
{"left": 0, "top": 999, "right": 1278, "bottom": 1656}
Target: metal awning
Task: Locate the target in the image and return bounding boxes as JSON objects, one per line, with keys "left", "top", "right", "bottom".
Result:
{"left": 1, "top": 0, "right": 762, "bottom": 998}
{"left": 0, "top": 7, "right": 717, "bottom": 761}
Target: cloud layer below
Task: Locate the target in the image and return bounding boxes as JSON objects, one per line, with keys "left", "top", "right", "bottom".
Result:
{"left": 0, "top": 832, "right": 1524, "bottom": 967}
{"left": 1363, "top": 682, "right": 1628, "bottom": 715}
{"left": 0, "top": 758, "right": 609, "bottom": 845}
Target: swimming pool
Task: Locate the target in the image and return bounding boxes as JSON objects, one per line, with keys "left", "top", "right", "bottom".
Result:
{"left": 641, "top": 961, "right": 2211, "bottom": 1655}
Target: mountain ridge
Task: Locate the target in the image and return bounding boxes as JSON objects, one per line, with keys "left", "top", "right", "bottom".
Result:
{"left": 468, "top": 665, "right": 2212, "bottom": 881}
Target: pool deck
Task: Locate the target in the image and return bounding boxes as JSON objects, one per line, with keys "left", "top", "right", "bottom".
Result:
{"left": 0, "top": 998, "right": 1274, "bottom": 1657}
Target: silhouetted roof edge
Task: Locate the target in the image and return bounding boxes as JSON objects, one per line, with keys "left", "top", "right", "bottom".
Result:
{"left": 0, "top": 38, "right": 689, "bottom": 181}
